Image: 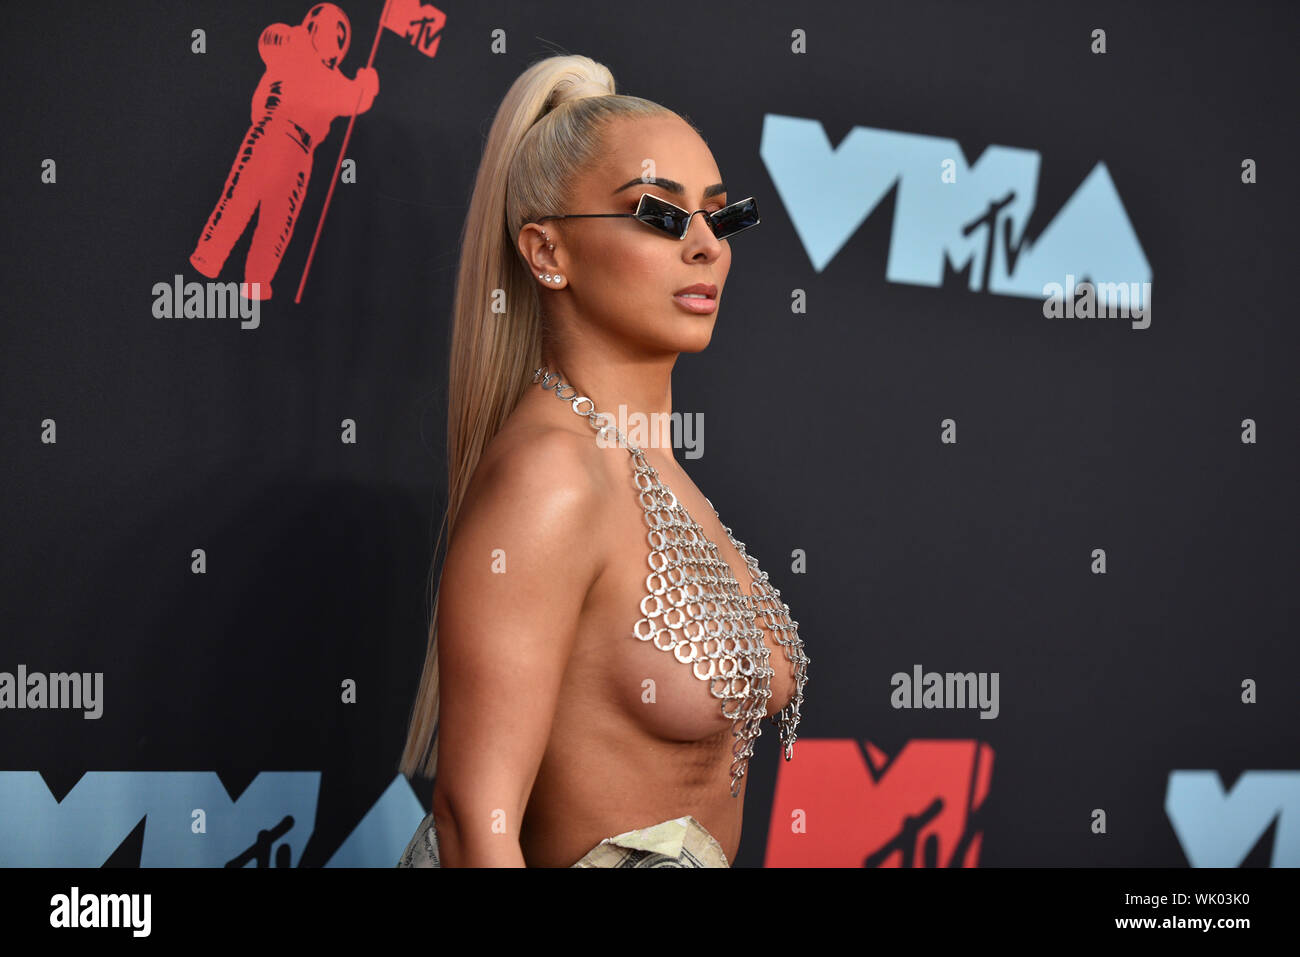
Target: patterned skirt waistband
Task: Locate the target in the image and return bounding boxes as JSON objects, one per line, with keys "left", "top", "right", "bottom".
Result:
{"left": 396, "top": 811, "right": 731, "bottom": 868}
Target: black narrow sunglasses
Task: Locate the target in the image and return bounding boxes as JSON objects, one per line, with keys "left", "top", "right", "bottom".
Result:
{"left": 531, "top": 192, "right": 760, "bottom": 241}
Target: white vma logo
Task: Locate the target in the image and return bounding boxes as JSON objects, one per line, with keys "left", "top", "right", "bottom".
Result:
{"left": 759, "top": 114, "right": 1152, "bottom": 319}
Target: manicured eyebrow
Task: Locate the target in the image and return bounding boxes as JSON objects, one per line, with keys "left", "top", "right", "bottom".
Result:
{"left": 612, "top": 176, "right": 726, "bottom": 198}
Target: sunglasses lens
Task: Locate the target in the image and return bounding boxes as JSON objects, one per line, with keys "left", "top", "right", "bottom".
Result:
{"left": 709, "top": 198, "right": 759, "bottom": 239}
{"left": 636, "top": 194, "right": 690, "bottom": 236}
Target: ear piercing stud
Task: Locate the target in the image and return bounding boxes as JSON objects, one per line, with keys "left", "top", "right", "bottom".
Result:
{"left": 537, "top": 231, "right": 561, "bottom": 283}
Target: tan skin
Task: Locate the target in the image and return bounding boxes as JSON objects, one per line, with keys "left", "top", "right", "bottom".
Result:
{"left": 430, "top": 113, "right": 796, "bottom": 867}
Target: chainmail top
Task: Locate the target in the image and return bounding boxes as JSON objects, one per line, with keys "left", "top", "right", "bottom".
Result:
{"left": 532, "top": 367, "right": 810, "bottom": 797}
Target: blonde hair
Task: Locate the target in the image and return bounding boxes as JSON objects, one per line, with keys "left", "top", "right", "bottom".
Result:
{"left": 398, "top": 54, "right": 677, "bottom": 781}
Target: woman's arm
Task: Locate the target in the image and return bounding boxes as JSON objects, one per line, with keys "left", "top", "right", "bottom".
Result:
{"left": 430, "top": 430, "right": 607, "bottom": 866}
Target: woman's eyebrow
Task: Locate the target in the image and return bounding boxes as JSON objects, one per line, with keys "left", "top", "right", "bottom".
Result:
{"left": 611, "top": 176, "right": 726, "bottom": 198}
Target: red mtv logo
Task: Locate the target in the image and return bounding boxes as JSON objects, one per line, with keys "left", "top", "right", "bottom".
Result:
{"left": 765, "top": 739, "right": 993, "bottom": 867}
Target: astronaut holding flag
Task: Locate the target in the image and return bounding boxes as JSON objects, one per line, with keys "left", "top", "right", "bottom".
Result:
{"left": 189, "top": 1, "right": 446, "bottom": 301}
{"left": 189, "top": 4, "right": 380, "bottom": 301}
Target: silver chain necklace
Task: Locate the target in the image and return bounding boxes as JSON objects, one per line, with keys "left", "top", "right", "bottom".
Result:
{"left": 531, "top": 366, "right": 810, "bottom": 797}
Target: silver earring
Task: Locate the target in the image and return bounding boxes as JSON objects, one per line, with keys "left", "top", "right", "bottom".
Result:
{"left": 538, "top": 232, "right": 561, "bottom": 283}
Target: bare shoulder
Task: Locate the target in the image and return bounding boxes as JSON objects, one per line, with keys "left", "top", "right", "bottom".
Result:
{"left": 471, "top": 421, "right": 613, "bottom": 506}
{"left": 452, "top": 422, "right": 616, "bottom": 582}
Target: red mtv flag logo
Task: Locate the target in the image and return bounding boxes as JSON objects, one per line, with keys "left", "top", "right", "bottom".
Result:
{"left": 765, "top": 739, "right": 994, "bottom": 867}
{"left": 382, "top": 0, "right": 446, "bottom": 56}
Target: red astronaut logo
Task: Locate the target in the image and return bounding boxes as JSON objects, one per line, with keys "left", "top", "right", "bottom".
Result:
{"left": 189, "top": 4, "right": 380, "bottom": 300}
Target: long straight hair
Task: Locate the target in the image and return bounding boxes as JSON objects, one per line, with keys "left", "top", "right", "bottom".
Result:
{"left": 398, "top": 54, "right": 674, "bottom": 781}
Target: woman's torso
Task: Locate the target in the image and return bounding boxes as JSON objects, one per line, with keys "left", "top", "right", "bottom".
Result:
{"left": 460, "top": 388, "right": 798, "bottom": 866}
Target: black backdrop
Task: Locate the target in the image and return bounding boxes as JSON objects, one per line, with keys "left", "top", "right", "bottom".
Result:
{"left": 1, "top": 0, "right": 1296, "bottom": 868}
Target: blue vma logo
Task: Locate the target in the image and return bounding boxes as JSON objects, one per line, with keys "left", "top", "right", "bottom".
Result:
{"left": 760, "top": 115, "right": 1152, "bottom": 326}
{"left": 1166, "top": 771, "right": 1300, "bottom": 867}
{"left": 0, "top": 771, "right": 428, "bottom": 867}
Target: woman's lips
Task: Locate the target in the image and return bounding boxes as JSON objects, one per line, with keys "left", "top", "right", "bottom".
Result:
{"left": 672, "top": 292, "right": 717, "bottom": 314}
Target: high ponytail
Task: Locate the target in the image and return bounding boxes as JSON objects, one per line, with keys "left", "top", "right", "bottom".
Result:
{"left": 399, "top": 54, "right": 675, "bottom": 781}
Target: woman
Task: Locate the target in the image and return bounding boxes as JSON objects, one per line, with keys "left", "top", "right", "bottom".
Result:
{"left": 397, "top": 53, "right": 809, "bottom": 867}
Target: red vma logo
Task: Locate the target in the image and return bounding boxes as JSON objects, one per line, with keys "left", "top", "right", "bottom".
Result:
{"left": 189, "top": 1, "right": 445, "bottom": 303}
{"left": 765, "top": 739, "right": 993, "bottom": 867}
